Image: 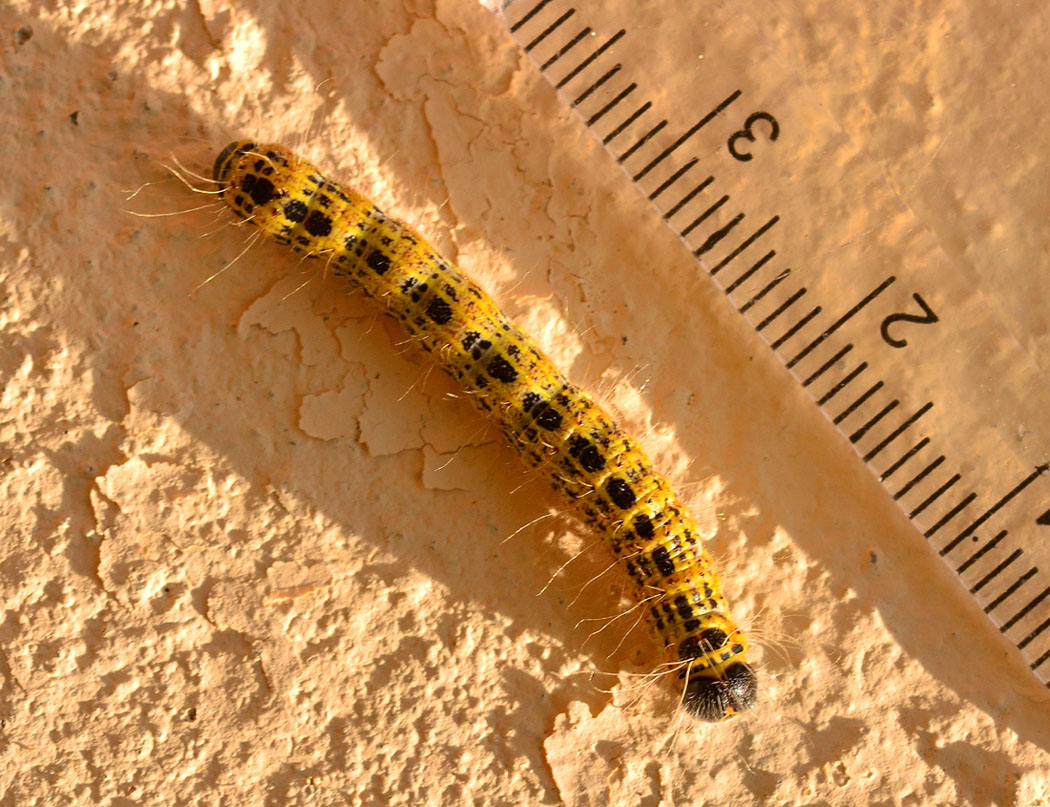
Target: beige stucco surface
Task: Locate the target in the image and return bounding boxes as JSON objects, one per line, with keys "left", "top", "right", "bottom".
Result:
{"left": 2, "top": 0, "right": 1050, "bottom": 804}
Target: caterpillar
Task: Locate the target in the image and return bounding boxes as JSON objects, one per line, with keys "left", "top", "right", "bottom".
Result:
{"left": 211, "top": 140, "right": 757, "bottom": 721}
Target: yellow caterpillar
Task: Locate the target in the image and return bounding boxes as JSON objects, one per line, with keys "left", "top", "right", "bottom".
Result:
{"left": 212, "top": 141, "right": 757, "bottom": 721}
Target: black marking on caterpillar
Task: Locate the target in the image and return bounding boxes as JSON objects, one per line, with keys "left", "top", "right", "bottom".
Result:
{"left": 211, "top": 140, "right": 757, "bottom": 721}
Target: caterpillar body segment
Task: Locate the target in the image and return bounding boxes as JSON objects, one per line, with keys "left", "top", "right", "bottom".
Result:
{"left": 212, "top": 141, "right": 757, "bottom": 721}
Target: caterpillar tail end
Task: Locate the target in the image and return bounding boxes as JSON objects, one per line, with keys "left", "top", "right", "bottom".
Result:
{"left": 683, "top": 662, "right": 758, "bottom": 722}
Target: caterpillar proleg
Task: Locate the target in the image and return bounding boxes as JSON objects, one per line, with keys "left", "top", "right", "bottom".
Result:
{"left": 212, "top": 140, "right": 757, "bottom": 721}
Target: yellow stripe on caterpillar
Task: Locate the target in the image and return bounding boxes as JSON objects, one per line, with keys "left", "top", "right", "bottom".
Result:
{"left": 212, "top": 140, "right": 757, "bottom": 721}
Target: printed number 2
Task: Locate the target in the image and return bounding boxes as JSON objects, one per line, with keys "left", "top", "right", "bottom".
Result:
{"left": 880, "top": 293, "right": 939, "bottom": 348}
{"left": 728, "top": 112, "right": 780, "bottom": 162}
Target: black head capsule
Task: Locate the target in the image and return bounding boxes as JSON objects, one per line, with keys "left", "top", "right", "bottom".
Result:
{"left": 683, "top": 662, "right": 758, "bottom": 722}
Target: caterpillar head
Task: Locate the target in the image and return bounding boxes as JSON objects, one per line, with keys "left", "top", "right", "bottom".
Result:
{"left": 678, "top": 617, "right": 757, "bottom": 721}
{"left": 683, "top": 662, "right": 758, "bottom": 721}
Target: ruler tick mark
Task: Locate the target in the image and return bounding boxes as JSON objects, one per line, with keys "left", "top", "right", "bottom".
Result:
{"left": 941, "top": 464, "right": 1050, "bottom": 555}
{"left": 664, "top": 177, "right": 714, "bottom": 219}
{"left": 894, "top": 455, "right": 945, "bottom": 501}
{"left": 862, "top": 401, "right": 933, "bottom": 463}
{"left": 817, "top": 362, "right": 867, "bottom": 407}
{"left": 739, "top": 269, "right": 791, "bottom": 314}
{"left": 632, "top": 90, "right": 742, "bottom": 181}
{"left": 1031, "top": 644, "right": 1050, "bottom": 671}
{"left": 970, "top": 548, "right": 1022, "bottom": 594}
{"left": 725, "top": 250, "right": 774, "bottom": 294}
{"left": 695, "top": 213, "right": 744, "bottom": 256}
{"left": 1017, "top": 598, "right": 1050, "bottom": 649}
{"left": 648, "top": 157, "right": 696, "bottom": 201}
{"left": 603, "top": 101, "right": 652, "bottom": 145}
{"left": 1031, "top": 647, "right": 1050, "bottom": 672}
{"left": 801, "top": 343, "right": 851, "bottom": 388}
{"left": 956, "top": 529, "right": 1008, "bottom": 575}
{"left": 525, "top": 8, "right": 574, "bottom": 52}
{"left": 573, "top": 64, "right": 622, "bottom": 106}
{"left": 710, "top": 216, "right": 779, "bottom": 277}
{"left": 924, "top": 492, "right": 978, "bottom": 539}
{"left": 770, "top": 306, "right": 821, "bottom": 350}
{"left": 832, "top": 380, "right": 883, "bottom": 425}
{"left": 619, "top": 120, "right": 669, "bottom": 162}
{"left": 786, "top": 276, "right": 896, "bottom": 370}
{"left": 555, "top": 28, "right": 626, "bottom": 89}
{"left": 587, "top": 80, "right": 636, "bottom": 126}
{"left": 849, "top": 399, "right": 899, "bottom": 444}
{"left": 510, "top": 0, "right": 552, "bottom": 33}
{"left": 985, "top": 567, "right": 1037, "bottom": 614}
{"left": 542, "top": 27, "right": 591, "bottom": 71}
{"left": 908, "top": 473, "right": 960, "bottom": 519}
{"left": 681, "top": 196, "right": 729, "bottom": 238}
{"left": 880, "top": 436, "right": 930, "bottom": 481}
{"left": 755, "top": 286, "right": 806, "bottom": 331}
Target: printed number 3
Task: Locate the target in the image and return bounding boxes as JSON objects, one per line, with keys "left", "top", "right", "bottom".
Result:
{"left": 728, "top": 112, "right": 780, "bottom": 162}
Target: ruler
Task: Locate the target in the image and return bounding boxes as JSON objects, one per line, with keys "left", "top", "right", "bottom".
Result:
{"left": 487, "top": 0, "right": 1050, "bottom": 686}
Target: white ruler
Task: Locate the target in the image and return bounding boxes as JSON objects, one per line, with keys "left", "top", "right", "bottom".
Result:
{"left": 488, "top": 0, "right": 1050, "bottom": 686}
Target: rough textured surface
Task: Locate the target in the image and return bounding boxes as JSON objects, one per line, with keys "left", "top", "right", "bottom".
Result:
{"left": 2, "top": 1, "right": 1049, "bottom": 805}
